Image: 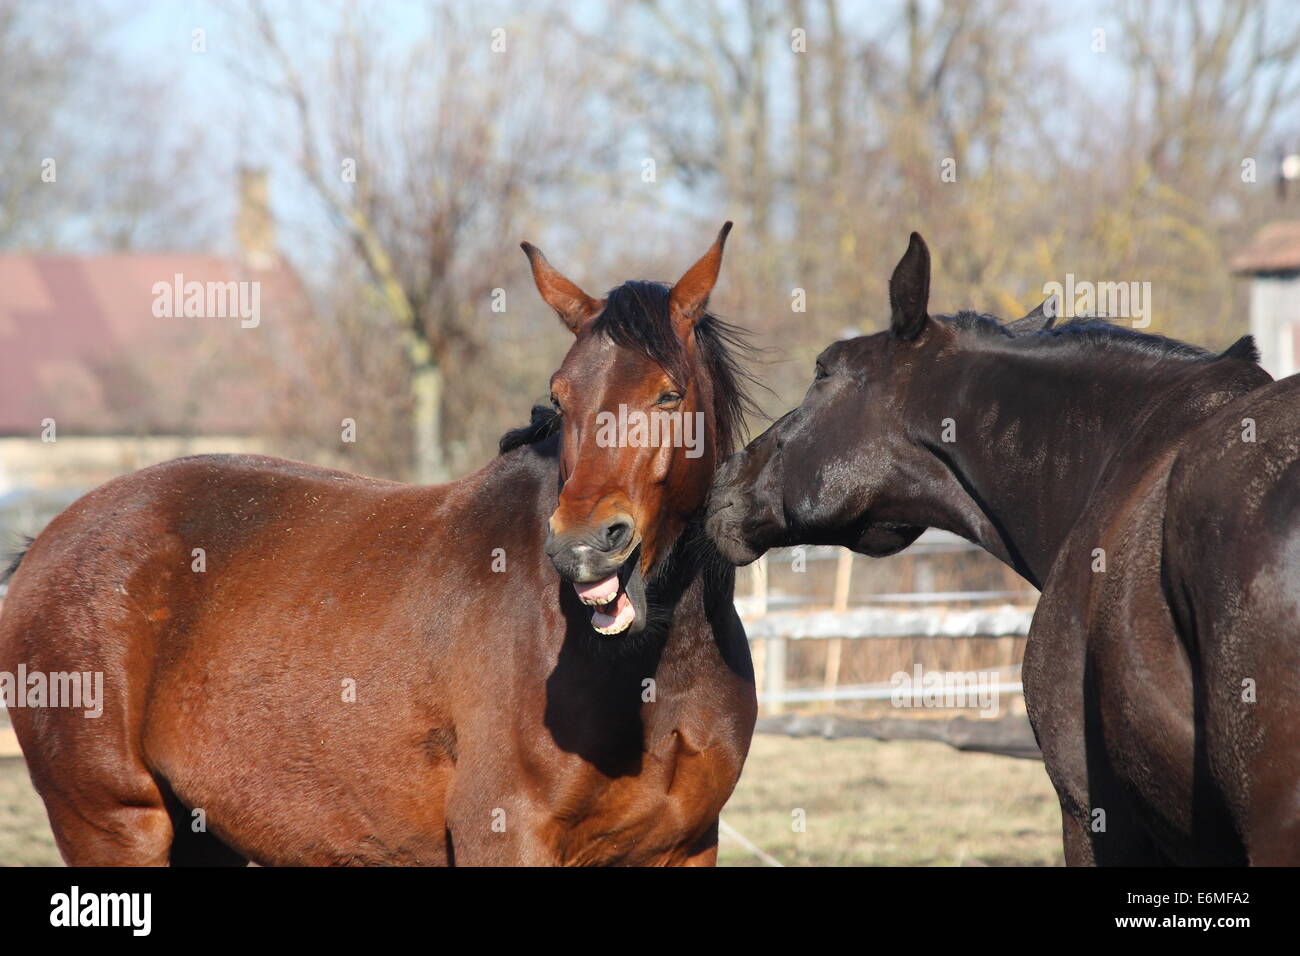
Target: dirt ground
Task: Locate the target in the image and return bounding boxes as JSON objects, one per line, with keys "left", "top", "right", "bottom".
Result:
{"left": 0, "top": 733, "right": 1063, "bottom": 867}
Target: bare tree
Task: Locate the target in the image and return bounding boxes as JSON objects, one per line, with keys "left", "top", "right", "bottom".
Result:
{"left": 0, "top": 0, "right": 222, "bottom": 252}
{"left": 230, "top": 0, "right": 611, "bottom": 479}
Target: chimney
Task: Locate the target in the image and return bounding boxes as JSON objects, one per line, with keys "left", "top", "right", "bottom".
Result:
{"left": 236, "top": 167, "right": 277, "bottom": 270}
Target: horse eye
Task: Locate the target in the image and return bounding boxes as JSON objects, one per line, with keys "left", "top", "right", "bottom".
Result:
{"left": 657, "top": 391, "right": 683, "bottom": 406}
{"left": 814, "top": 363, "right": 828, "bottom": 381}
{"left": 550, "top": 394, "right": 563, "bottom": 414}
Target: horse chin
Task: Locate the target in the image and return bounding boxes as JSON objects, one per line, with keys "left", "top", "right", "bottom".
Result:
{"left": 705, "top": 507, "right": 779, "bottom": 566}
{"left": 851, "top": 522, "right": 925, "bottom": 557}
{"left": 582, "top": 546, "right": 647, "bottom": 638}
{"left": 623, "top": 560, "right": 648, "bottom": 635}
{"left": 710, "top": 530, "right": 766, "bottom": 567}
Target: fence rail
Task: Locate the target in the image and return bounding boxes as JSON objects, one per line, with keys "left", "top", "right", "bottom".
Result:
{"left": 740, "top": 605, "right": 1034, "bottom": 640}
{"left": 760, "top": 677, "right": 1024, "bottom": 705}
{"left": 737, "top": 538, "right": 1037, "bottom": 717}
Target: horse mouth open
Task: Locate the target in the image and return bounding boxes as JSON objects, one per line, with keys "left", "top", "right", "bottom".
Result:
{"left": 571, "top": 548, "right": 646, "bottom": 636}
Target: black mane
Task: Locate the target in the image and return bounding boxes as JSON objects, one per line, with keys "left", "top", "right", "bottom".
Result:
{"left": 500, "top": 279, "right": 761, "bottom": 455}
{"left": 499, "top": 404, "right": 561, "bottom": 454}
{"left": 940, "top": 310, "right": 1253, "bottom": 364}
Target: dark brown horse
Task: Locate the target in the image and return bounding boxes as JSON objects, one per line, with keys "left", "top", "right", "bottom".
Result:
{"left": 0, "top": 223, "right": 757, "bottom": 866}
{"left": 707, "top": 232, "right": 1299, "bottom": 865}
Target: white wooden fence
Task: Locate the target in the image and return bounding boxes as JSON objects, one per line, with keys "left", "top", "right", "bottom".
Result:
{"left": 735, "top": 532, "right": 1037, "bottom": 711}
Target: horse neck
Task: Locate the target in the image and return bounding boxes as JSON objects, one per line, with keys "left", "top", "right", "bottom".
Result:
{"left": 903, "top": 345, "right": 1239, "bottom": 588}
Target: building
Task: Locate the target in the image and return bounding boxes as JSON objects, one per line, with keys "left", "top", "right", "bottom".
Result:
{"left": 1230, "top": 220, "right": 1300, "bottom": 379}
{"left": 0, "top": 170, "right": 312, "bottom": 539}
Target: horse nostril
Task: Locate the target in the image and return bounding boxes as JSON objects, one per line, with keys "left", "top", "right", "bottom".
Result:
{"left": 603, "top": 516, "right": 634, "bottom": 553}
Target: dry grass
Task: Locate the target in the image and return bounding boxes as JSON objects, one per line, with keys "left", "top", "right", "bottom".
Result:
{"left": 0, "top": 757, "right": 62, "bottom": 866}
{"left": 0, "top": 735, "right": 1064, "bottom": 867}
{"left": 718, "top": 734, "right": 1064, "bottom": 867}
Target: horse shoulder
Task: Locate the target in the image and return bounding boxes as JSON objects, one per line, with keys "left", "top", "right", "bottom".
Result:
{"left": 1024, "top": 452, "right": 1194, "bottom": 854}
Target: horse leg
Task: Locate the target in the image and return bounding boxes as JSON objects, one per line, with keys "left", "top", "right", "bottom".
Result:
{"left": 1243, "top": 804, "right": 1300, "bottom": 865}
{"left": 1228, "top": 734, "right": 1300, "bottom": 864}
{"left": 32, "top": 766, "right": 174, "bottom": 867}
{"left": 1059, "top": 808, "right": 1096, "bottom": 866}
{"left": 1030, "top": 666, "right": 1174, "bottom": 865}
{"left": 166, "top": 826, "right": 249, "bottom": 867}
{"left": 1200, "top": 592, "right": 1300, "bottom": 866}
{"left": 444, "top": 772, "right": 554, "bottom": 866}
{"left": 3, "top": 593, "right": 176, "bottom": 865}
{"left": 16, "top": 693, "right": 176, "bottom": 865}
{"left": 27, "top": 719, "right": 247, "bottom": 866}
{"left": 676, "top": 820, "right": 719, "bottom": 866}
{"left": 444, "top": 805, "right": 554, "bottom": 865}
{"left": 679, "top": 845, "right": 718, "bottom": 866}
{"left": 158, "top": 782, "right": 249, "bottom": 866}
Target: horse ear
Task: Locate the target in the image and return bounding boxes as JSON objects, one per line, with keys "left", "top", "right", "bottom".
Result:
{"left": 889, "top": 232, "right": 930, "bottom": 341}
{"left": 1005, "top": 295, "right": 1058, "bottom": 335}
{"left": 669, "top": 221, "right": 733, "bottom": 334}
{"left": 520, "top": 242, "right": 604, "bottom": 333}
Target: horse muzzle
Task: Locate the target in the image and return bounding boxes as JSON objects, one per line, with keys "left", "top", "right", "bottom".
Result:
{"left": 704, "top": 490, "right": 767, "bottom": 566}
{"left": 545, "top": 518, "right": 645, "bottom": 636}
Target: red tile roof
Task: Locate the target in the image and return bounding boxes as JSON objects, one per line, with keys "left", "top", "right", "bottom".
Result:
{"left": 0, "top": 254, "right": 310, "bottom": 435}
{"left": 1230, "top": 221, "right": 1300, "bottom": 274}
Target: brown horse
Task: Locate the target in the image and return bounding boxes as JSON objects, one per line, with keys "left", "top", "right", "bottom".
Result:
{"left": 0, "top": 223, "right": 757, "bottom": 866}
{"left": 708, "top": 232, "right": 1299, "bottom": 865}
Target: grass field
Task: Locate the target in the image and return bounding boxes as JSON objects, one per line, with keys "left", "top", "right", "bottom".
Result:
{"left": 0, "top": 734, "right": 1064, "bottom": 867}
{"left": 0, "top": 755, "right": 61, "bottom": 866}
{"left": 718, "top": 735, "right": 1063, "bottom": 866}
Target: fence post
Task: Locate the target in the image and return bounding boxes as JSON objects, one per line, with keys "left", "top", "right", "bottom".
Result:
{"left": 750, "top": 554, "right": 768, "bottom": 616}
{"left": 749, "top": 556, "right": 770, "bottom": 714}
{"left": 750, "top": 556, "right": 786, "bottom": 714}
{"left": 766, "top": 634, "right": 786, "bottom": 715}
{"left": 821, "top": 549, "right": 854, "bottom": 711}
